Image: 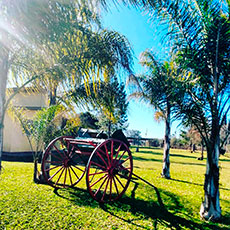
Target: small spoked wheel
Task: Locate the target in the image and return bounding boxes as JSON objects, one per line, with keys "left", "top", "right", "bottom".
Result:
{"left": 86, "top": 139, "right": 133, "bottom": 203}
{"left": 41, "top": 136, "right": 86, "bottom": 188}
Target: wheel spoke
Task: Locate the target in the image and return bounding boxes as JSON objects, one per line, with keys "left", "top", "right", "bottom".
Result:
{"left": 94, "top": 176, "right": 109, "bottom": 197}
{"left": 71, "top": 164, "right": 84, "bottom": 172}
{"left": 66, "top": 139, "right": 70, "bottom": 152}
{"left": 97, "top": 148, "right": 105, "bottom": 156}
{"left": 53, "top": 144, "right": 65, "bottom": 159}
{"left": 101, "top": 177, "right": 110, "bottom": 201}
{"left": 69, "top": 145, "right": 75, "bottom": 158}
{"left": 95, "top": 151, "right": 108, "bottom": 167}
{"left": 45, "top": 160, "right": 62, "bottom": 164}
{"left": 63, "top": 167, "right": 68, "bottom": 188}
{"left": 117, "top": 172, "right": 129, "bottom": 180}
{"left": 89, "top": 174, "right": 108, "bottom": 188}
{"left": 117, "top": 150, "right": 127, "bottom": 162}
{"left": 114, "top": 175, "right": 125, "bottom": 188}
{"left": 68, "top": 167, "right": 73, "bottom": 186}
{"left": 97, "top": 148, "right": 107, "bottom": 160}
{"left": 119, "top": 167, "right": 131, "bottom": 172}
{"left": 112, "top": 177, "right": 119, "bottom": 196}
{"left": 114, "top": 143, "right": 122, "bottom": 161}
{"left": 90, "top": 161, "right": 106, "bottom": 170}
{"left": 69, "top": 166, "right": 80, "bottom": 180}
{"left": 117, "top": 156, "right": 131, "bottom": 167}
{"left": 44, "top": 165, "right": 61, "bottom": 172}
{"left": 89, "top": 170, "right": 107, "bottom": 176}
{"left": 60, "top": 139, "right": 68, "bottom": 153}
{"left": 48, "top": 166, "right": 64, "bottom": 181}
{"left": 54, "top": 167, "right": 65, "bottom": 186}
{"left": 109, "top": 178, "right": 113, "bottom": 201}
{"left": 104, "top": 143, "right": 111, "bottom": 166}
{"left": 48, "top": 152, "right": 63, "bottom": 161}
{"left": 70, "top": 152, "right": 83, "bottom": 164}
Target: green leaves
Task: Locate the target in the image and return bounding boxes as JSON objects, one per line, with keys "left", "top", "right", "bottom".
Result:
{"left": 70, "top": 78, "right": 129, "bottom": 135}
{"left": 130, "top": 50, "right": 179, "bottom": 117}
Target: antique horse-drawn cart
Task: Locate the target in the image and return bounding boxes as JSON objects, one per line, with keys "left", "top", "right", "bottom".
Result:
{"left": 41, "top": 130, "right": 133, "bottom": 203}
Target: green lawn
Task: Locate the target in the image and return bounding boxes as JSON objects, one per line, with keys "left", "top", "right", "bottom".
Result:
{"left": 0, "top": 148, "right": 229, "bottom": 229}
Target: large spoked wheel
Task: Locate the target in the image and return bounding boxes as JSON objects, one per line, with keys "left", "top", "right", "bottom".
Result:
{"left": 86, "top": 139, "right": 133, "bottom": 203}
{"left": 41, "top": 136, "right": 86, "bottom": 188}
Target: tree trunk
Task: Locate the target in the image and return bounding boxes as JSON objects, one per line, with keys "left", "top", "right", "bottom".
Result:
{"left": 0, "top": 120, "right": 4, "bottom": 172}
{"left": 161, "top": 104, "right": 171, "bottom": 179}
{"left": 201, "top": 141, "right": 204, "bottom": 160}
{"left": 200, "top": 146, "right": 221, "bottom": 220}
{"left": 49, "top": 87, "right": 57, "bottom": 106}
{"left": 108, "top": 120, "right": 111, "bottom": 137}
{"left": 39, "top": 86, "right": 57, "bottom": 182}
{"left": 200, "top": 116, "right": 221, "bottom": 220}
{"left": 33, "top": 158, "right": 39, "bottom": 183}
{"left": 0, "top": 46, "right": 10, "bottom": 172}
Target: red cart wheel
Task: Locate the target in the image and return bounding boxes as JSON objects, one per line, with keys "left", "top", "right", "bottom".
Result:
{"left": 42, "top": 136, "right": 86, "bottom": 188}
{"left": 86, "top": 139, "right": 133, "bottom": 203}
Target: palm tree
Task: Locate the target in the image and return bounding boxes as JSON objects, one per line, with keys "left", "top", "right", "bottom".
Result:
{"left": 8, "top": 0, "right": 133, "bottom": 105}
{"left": 0, "top": 0, "right": 133, "bottom": 171}
{"left": 129, "top": 50, "right": 179, "bottom": 179}
{"left": 126, "top": 0, "right": 230, "bottom": 221}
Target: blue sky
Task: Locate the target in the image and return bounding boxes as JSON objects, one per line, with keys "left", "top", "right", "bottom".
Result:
{"left": 101, "top": 4, "right": 181, "bottom": 139}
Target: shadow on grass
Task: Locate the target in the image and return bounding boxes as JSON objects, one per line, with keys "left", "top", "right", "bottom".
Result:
{"left": 170, "top": 178, "right": 203, "bottom": 187}
{"left": 219, "top": 158, "right": 230, "bottom": 162}
{"left": 133, "top": 155, "right": 206, "bottom": 167}
{"left": 132, "top": 155, "right": 162, "bottom": 162}
{"left": 134, "top": 150, "right": 163, "bottom": 155}
{"left": 171, "top": 161, "right": 206, "bottom": 167}
{"left": 170, "top": 153, "right": 199, "bottom": 159}
{"left": 53, "top": 185, "right": 229, "bottom": 230}
{"left": 171, "top": 178, "right": 230, "bottom": 191}
{"left": 132, "top": 146, "right": 162, "bottom": 151}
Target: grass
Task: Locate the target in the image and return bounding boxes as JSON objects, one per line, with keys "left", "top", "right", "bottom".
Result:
{"left": 0, "top": 147, "right": 229, "bottom": 229}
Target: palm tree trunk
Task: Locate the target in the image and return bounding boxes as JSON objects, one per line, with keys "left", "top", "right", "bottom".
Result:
{"left": 200, "top": 143, "right": 221, "bottom": 220}
{"left": 200, "top": 109, "right": 221, "bottom": 220}
{"left": 161, "top": 104, "right": 171, "bottom": 179}
{"left": 49, "top": 87, "right": 57, "bottom": 106}
{"left": 0, "top": 47, "right": 9, "bottom": 172}
{"left": 33, "top": 158, "right": 39, "bottom": 183}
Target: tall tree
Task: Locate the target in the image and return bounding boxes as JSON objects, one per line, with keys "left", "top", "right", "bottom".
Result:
{"left": 125, "top": 0, "right": 230, "bottom": 221}
{"left": 129, "top": 51, "right": 179, "bottom": 179}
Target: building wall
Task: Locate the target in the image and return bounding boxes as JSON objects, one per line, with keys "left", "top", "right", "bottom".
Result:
{"left": 3, "top": 89, "right": 47, "bottom": 153}
{"left": 11, "top": 90, "right": 47, "bottom": 108}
